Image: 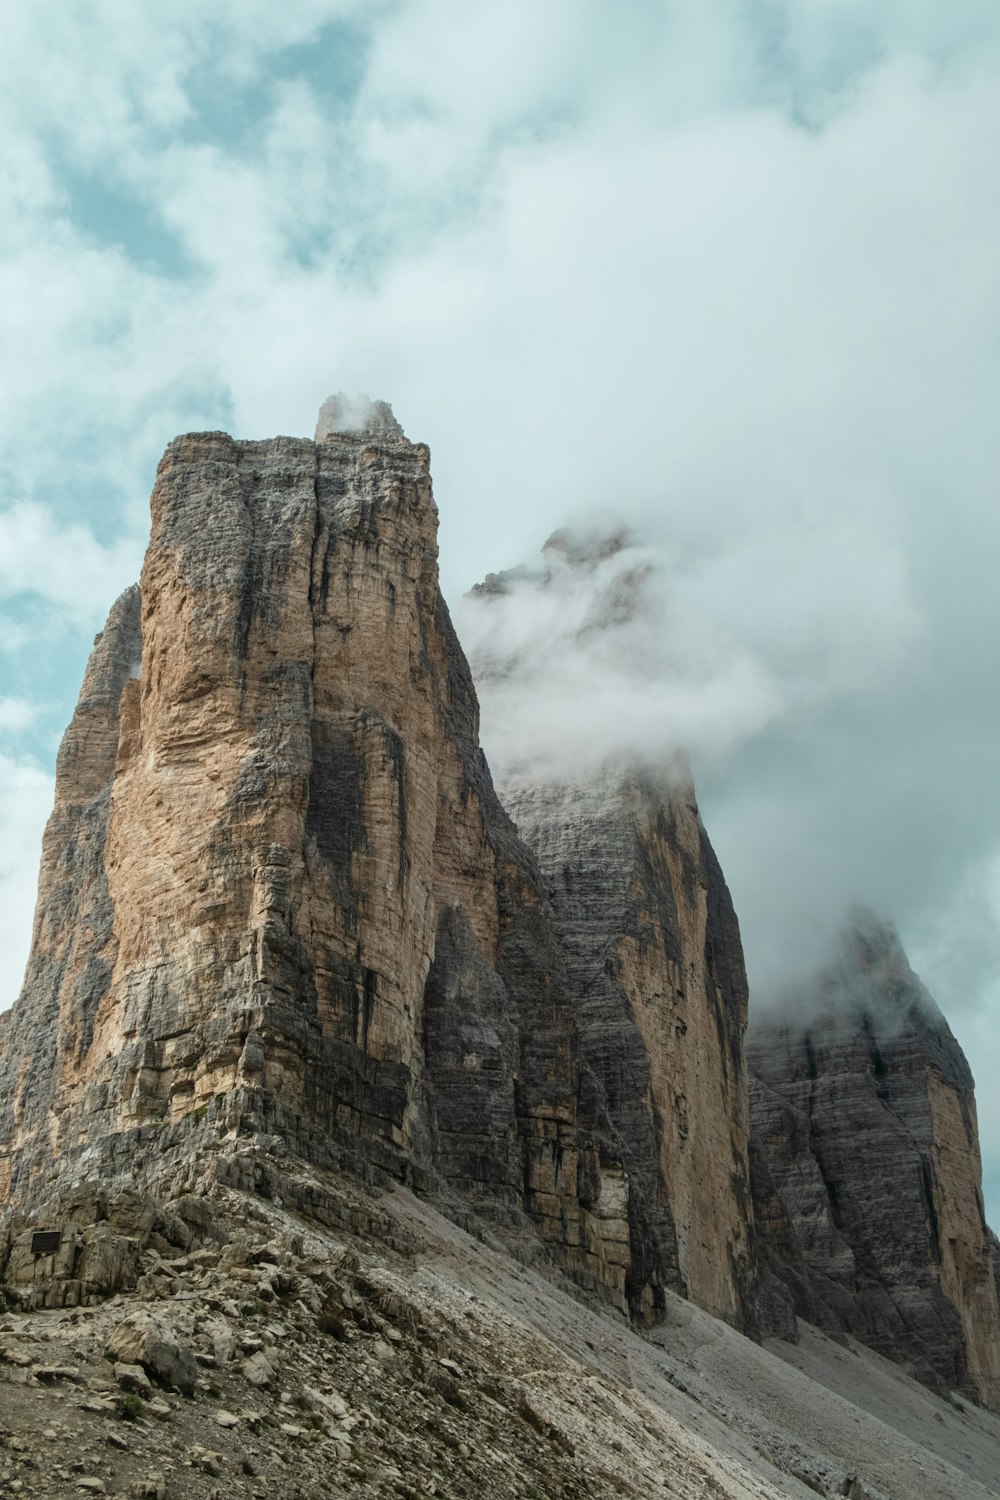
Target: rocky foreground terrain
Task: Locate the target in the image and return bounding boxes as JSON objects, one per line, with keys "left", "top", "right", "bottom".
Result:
{"left": 1, "top": 396, "right": 999, "bottom": 1496}
{"left": 2, "top": 1138, "right": 1000, "bottom": 1500}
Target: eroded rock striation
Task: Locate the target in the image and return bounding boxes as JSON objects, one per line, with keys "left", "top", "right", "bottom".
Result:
{"left": 749, "top": 912, "right": 1000, "bottom": 1408}
{"left": 498, "top": 759, "right": 754, "bottom": 1327}
{"left": 0, "top": 402, "right": 753, "bottom": 1330}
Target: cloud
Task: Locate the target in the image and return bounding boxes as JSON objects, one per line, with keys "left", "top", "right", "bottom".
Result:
{"left": 0, "top": 755, "right": 54, "bottom": 1012}
{"left": 0, "top": 697, "right": 38, "bottom": 732}
{"left": 457, "top": 518, "right": 917, "bottom": 783}
{"left": 0, "top": 502, "right": 142, "bottom": 623}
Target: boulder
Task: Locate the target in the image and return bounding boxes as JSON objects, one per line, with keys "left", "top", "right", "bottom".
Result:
{"left": 106, "top": 1313, "right": 198, "bottom": 1396}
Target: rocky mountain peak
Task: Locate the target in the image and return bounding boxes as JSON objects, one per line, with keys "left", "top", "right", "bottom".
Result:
{"left": 314, "top": 392, "right": 404, "bottom": 440}
{"left": 0, "top": 407, "right": 757, "bottom": 1340}
{"left": 2, "top": 401, "right": 999, "bottom": 1467}
{"left": 541, "top": 523, "right": 634, "bottom": 568}
{"left": 818, "top": 906, "right": 939, "bottom": 1024}
{"left": 749, "top": 913, "right": 1000, "bottom": 1407}
{"left": 471, "top": 522, "right": 649, "bottom": 614}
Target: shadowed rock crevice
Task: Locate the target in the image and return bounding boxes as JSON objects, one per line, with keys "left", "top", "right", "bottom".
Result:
{"left": 307, "top": 727, "right": 367, "bottom": 880}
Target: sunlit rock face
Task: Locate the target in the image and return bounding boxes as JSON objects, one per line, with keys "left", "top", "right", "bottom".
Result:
{"left": 748, "top": 913, "right": 1000, "bottom": 1409}
{"left": 0, "top": 583, "right": 141, "bottom": 1210}
{"left": 0, "top": 401, "right": 757, "bottom": 1330}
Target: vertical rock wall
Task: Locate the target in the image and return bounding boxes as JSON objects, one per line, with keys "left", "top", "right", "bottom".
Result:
{"left": 3, "top": 402, "right": 996, "bottom": 1403}
{"left": 501, "top": 767, "right": 755, "bottom": 1326}
{"left": 0, "top": 585, "right": 140, "bottom": 1207}
{"left": 749, "top": 915, "right": 1000, "bottom": 1408}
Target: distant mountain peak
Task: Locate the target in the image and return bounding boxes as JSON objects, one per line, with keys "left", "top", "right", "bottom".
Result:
{"left": 314, "top": 392, "right": 404, "bottom": 439}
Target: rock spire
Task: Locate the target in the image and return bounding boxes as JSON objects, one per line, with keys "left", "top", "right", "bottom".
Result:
{"left": 749, "top": 912, "right": 1000, "bottom": 1408}
{"left": 0, "top": 402, "right": 755, "bottom": 1331}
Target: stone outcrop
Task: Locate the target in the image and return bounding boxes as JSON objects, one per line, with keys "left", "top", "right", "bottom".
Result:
{"left": 0, "top": 401, "right": 754, "bottom": 1332}
{"left": 749, "top": 912, "right": 1000, "bottom": 1408}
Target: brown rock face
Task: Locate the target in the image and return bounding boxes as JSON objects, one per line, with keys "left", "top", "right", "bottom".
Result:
{"left": 2, "top": 402, "right": 996, "bottom": 1417}
{"left": 0, "top": 584, "right": 140, "bottom": 1208}
{"left": 0, "top": 404, "right": 756, "bottom": 1330}
{"left": 500, "top": 768, "right": 754, "bottom": 1326}
{"left": 749, "top": 913, "right": 1000, "bottom": 1409}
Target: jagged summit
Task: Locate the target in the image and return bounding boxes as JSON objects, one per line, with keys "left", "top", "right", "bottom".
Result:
{"left": 465, "top": 523, "right": 655, "bottom": 715}
{"left": 470, "top": 521, "right": 642, "bottom": 602}
{"left": 314, "top": 392, "right": 404, "bottom": 440}
{"left": 541, "top": 522, "right": 634, "bottom": 568}
{"left": 761, "top": 906, "right": 966, "bottom": 1047}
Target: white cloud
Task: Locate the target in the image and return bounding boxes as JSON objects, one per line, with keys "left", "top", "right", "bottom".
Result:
{"left": 0, "top": 697, "right": 38, "bottom": 731}
{"left": 0, "top": 2, "right": 361, "bottom": 160}
{"left": 0, "top": 502, "right": 142, "bottom": 623}
{"left": 457, "top": 519, "right": 918, "bottom": 782}
{"left": 0, "top": 755, "right": 53, "bottom": 1012}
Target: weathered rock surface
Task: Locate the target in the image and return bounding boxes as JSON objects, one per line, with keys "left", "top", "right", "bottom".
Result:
{"left": 106, "top": 1312, "right": 199, "bottom": 1395}
{"left": 0, "top": 400, "right": 754, "bottom": 1332}
{"left": 3, "top": 396, "right": 997, "bottom": 1434}
{"left": 748, "top": 912, "right": 1000, "bottom": 1409}
{"left": 499, "top": 766, "right": 754, "bottom": 1328}
{"left": 0, "top": 583, "right": 140, "bottom": 1211}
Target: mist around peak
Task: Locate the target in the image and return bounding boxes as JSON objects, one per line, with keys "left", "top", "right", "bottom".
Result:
{"left": 457, "top": 509, "right": 994, "bottom": 1158}
{"left": 750, "top": 904, "right": 962, "bottom": 1058}
{"left": 463, "top": 523, "right": 782, "bottom": 786}
{"left": 315, "top": 393, "right": 404, "bottom": 440}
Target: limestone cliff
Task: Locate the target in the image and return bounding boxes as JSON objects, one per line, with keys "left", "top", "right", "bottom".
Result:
{"left": 0, "top": 400, "right": 754, "bottom": 1331}
{"left": 749, "top": 912, "right": 1000, "bottom": 1408}
{"left": 0, "top": 585, "right": 140, "bottom": 1210}
{"left": 499, "top": 766, "right": 754, "bottom": 1327}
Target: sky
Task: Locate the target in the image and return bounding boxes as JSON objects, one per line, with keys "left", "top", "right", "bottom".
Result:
{"left": 2, "top": 2, "right": 1000, "bottom": 1214}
